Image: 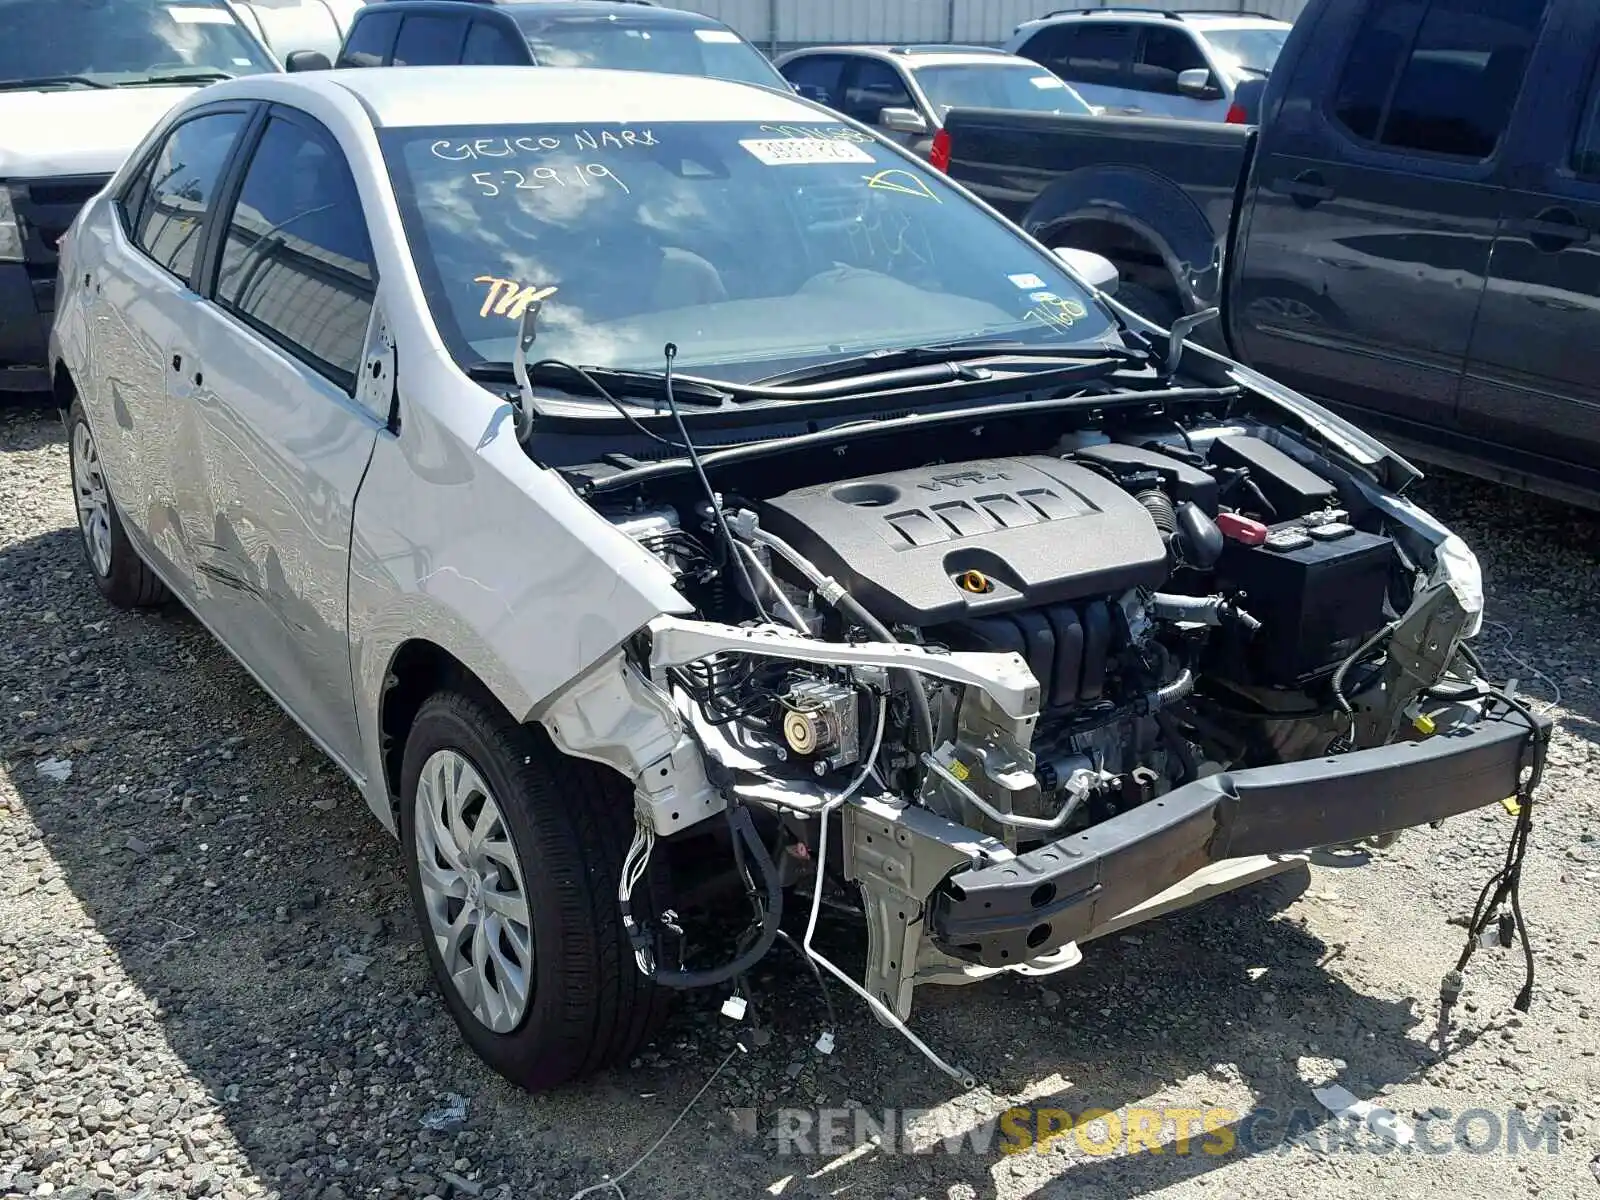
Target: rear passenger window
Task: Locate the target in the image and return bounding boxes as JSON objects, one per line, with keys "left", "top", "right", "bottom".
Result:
{"left": 215, "top": 115, "right": 376, "bottom": 393}
{"left": 337, "top": 10, "right": 400, "bottom": 68}
{"left": 1134, "top": 27, "right": 1207, "bottom": 94}
{"left": 1331, "top": 0, "right": 1548, "bottom": 159}
{"left": 133, "top": 111, "right": 247, "bottom": 283}
{"left": 392, "top": 13, "right": 469, "bottom": 66}
{"left": 462, "top": 20, "right": 524, "bottom": 65}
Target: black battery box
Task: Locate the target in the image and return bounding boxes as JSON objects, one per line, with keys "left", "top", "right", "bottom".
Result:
{"left": 1216, "top": 519, "right": 1393, "bottom": 684}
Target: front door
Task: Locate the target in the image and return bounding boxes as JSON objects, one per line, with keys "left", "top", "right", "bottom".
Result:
{"left": 188, "top": 106, "right": 382, "bottom": 770}
{"left": 839, "top": 58, "right": 923, "bottom": 151}
{"left": 1232, "top": 0, "right": 1544, "bottom": 442}
{"left": 1016, "top": 21, "right": 1140, "bottom": 115}
{"left": 1458, "top": 9, "right": 1600, "bottom": 483}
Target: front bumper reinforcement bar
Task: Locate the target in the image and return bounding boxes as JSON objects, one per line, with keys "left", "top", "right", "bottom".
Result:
{"left": 927, "top": 712, "right": 1543, "bottom": 967}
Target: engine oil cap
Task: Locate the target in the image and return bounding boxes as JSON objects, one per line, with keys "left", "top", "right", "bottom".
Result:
{"left": 1264, "top": 528, "right": 1313, "bottom": 553}
{"left": 1308, "top": 522, "right": 1355, "bottom": 541}
{"left": 1216, "top": 512, "right": 1270, "bottom": 545}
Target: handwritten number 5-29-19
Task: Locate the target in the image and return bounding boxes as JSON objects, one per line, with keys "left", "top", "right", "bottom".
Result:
{"left": 468, "top": 164, "right": 629, "bottom": 197}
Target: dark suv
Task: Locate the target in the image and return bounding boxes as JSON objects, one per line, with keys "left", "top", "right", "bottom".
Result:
{"left": 320, "top": 0, "right": 789, "bottom": 90}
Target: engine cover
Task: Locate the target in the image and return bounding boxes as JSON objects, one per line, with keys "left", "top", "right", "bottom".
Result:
{"left": 758, "top": 456, "right": 1168, "bottom": 626}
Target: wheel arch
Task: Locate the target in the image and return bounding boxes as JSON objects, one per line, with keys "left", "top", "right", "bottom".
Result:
{"left": 53, "top": 362, "right": 78, "bottom": 413}
{"left": 378, "top": 637, "right": 507, "bottom": 823}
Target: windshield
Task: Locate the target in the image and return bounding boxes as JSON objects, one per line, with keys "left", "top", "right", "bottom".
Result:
{"left": 1201, "top": 26, "right": 1289, "bottom": 77}
{"left": 914, "top": 63, "right": 1093, "bottom": 117}
{"left": 383, "top": 120, "right": 1118, "bottom": 385}
{"left": 0, "top": 0, "right": 274, "bottom": 86}
{"left": 512, "top": 13, "right": 786, "bottom": 90}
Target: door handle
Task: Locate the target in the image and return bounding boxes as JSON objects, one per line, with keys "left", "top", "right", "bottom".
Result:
{"left": 1276, "top": 170, "right": 1335, "bottom": 208}
{"left": 1511, "top": 207, "right": 1590, "bottom": 252}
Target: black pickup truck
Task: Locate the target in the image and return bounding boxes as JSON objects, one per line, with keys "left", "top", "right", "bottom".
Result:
{"left": 945, "top": 0, "right": 1600, "bottom": 510}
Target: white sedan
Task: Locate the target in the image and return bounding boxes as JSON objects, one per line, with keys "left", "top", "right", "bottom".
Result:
{"left": 51, "top": 66, "right": 1531, "bottom": 1092}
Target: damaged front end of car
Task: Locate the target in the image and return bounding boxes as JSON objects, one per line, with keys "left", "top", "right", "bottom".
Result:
{"left": 536, "top": 381, "right": 1545, "bottom": 1083}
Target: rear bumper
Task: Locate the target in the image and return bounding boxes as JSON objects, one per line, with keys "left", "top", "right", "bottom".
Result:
{"left": 0, "top": 260, "right": 50, "bottom": 393}
{"left": 927, "top": 711, "right": 1543, "bottom": 967}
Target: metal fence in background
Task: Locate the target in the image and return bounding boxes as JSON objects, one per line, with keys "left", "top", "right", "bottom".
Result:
{"left": 684, "top": 0, "right": 1311, "bottom": 55}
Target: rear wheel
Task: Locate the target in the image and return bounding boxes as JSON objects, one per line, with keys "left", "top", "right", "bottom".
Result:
{"left": 67, "top": 399, "right": 168, "bottom": 609}
{"left": 399, "top": 690, "right": 667, "bottom": 1090}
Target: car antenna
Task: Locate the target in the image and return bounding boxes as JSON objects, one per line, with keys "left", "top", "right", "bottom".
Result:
{"left": 1163, "top": 307, "right": 1220, "bottom": 381}
{"left": 510, "top": 298, "right": 545, "bottom": 442}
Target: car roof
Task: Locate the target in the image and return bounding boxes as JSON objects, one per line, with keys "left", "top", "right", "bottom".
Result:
{"left": 368, "top": 0, "right": 725, "bottom": 22}
{"left": 198, "top": 66, "right": 828, "bottom": 127}
{"left": 1018, "top": 9, "right": 1291, "bottom": 31}
{"left": 780, "top": 45, "right": 1043, "bottom": 69}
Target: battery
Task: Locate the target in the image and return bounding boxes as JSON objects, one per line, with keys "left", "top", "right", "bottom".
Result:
{"left": 1215, "top": 522, "right": 1393, "bottom": 684}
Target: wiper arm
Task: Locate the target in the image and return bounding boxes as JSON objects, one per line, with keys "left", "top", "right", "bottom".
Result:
{"left": 466, "top": 359, "right": 732, "bottom": 408}
{"left": 131, "top": 69, "right": 235, "bottom": 85}
{"left": 0, "top": 74, "right": 113, "bottom": 91}
{"left": 751, "top": 339, "right": 1148, "bottom": 388}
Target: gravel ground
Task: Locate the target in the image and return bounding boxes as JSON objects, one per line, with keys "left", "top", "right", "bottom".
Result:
{"left": 3, "top": 396, "right": 1599, "bottom": 1200}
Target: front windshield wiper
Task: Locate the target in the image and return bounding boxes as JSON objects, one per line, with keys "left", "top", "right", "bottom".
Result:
{"left": 750, "top": 339, "right": 1149, "bottom": 389}
{"left": 0, "top": 75, "right": 114, "bottom": 91}
{"left": 130, "top": 69, "right": 236, "bottom": 86}
{"left": 466, "top": 359, "right": 733, "bottom": 408}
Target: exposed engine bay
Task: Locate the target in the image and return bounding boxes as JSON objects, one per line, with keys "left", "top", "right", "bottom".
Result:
{"left": 539, "top": 392, "right": 1535, "bottom": 1086}
{"left": 600, "top": 429, "right": 1433, "bottom": 849}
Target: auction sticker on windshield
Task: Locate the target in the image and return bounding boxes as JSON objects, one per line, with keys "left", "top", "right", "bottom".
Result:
{"left": 740, "top": 138, "right": 876, "bottom": 166}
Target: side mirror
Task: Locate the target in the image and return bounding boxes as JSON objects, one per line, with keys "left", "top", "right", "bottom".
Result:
{"left": 878, "top": 106, "right": 930, "bottom": 135}
{"left": 1052, "top": 247, "right": 1119, "bottom": 295}
{"left": 1176, "top": 67, "right": 1222, "bottom": 100}
{"left": 285, "top": 49, "right": 333, "bottom": 73}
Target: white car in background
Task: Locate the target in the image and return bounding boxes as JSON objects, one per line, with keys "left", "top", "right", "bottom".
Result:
{"left": 50, "top": 64, "right": 1533, "bottom": 1093}
{"left": 0, "top": 0, "right": 353, "bottom": 398}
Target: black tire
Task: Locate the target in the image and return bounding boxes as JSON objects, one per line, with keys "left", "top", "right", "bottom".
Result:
{"left": 399, "top": 690, "right": 668, "bottom": 1090}
{"left": 1113, "top": 281, "right": 1183, "bottom": 330}
{"left": 66, "top": 398, "right": 168, "bottom": 609}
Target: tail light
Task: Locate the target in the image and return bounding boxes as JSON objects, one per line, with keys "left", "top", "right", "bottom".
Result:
{"left": 1225, "top": 102, "right": 1249, "bottom": 125}
{"left": 929, "top": 127, "right": 951, "bottom": 173}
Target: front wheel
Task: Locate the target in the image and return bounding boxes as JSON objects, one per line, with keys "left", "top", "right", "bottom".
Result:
{"left": 66, "top": 398, "right": 168, "bottom": 609}
{"left": 399, "top": 690, "right": 667, "bottom": 1090}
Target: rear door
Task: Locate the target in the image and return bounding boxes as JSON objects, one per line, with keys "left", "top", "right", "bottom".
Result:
{"left": 90, "top": 106, "right": 252, "bottom": 600}
{"left": 187, "top": 106, "right": 382, "bottom": 768}
{"left": 1458, "top": 0, "right": 1600, "bottom": 481}
{"left": 1014, "top": 21, "right": 1140, "bottom": 114}
{"left": 1233, "top": 0, "right": 1544, "bottom": 440}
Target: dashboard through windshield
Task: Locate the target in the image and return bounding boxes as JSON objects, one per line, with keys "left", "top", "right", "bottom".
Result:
{"left": 382, "top": 120, "right": 1118, "bottom": 385}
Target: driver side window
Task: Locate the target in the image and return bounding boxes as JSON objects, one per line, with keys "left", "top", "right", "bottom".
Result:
{"left": 841, "top": 59, "right": 914, "bottom": 126}
{"left": 214, "top": 113, "right": 377, "bottom": 397}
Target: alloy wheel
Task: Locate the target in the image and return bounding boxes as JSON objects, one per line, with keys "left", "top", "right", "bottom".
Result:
{"left": 413, "top": 748, "right": 534, "bottom": 1033}
{"left": 70, "top": 420, "right": 113, "bottom": 578}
